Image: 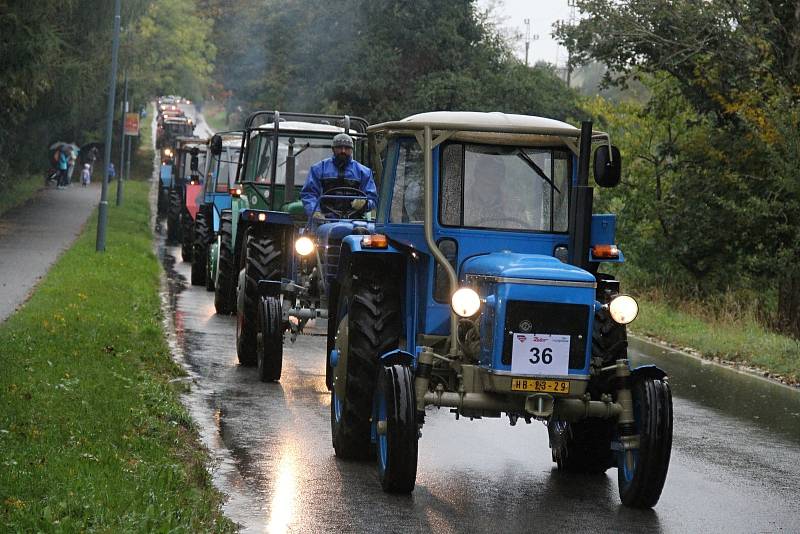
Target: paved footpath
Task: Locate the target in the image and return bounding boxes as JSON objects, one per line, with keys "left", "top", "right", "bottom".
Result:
{"left": 0, "top": 183, "right": 100, "bottom": 323}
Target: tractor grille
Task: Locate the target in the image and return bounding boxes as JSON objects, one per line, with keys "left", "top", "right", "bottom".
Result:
{"left": 324, "top": 236, "right": 343, "bottom": 282}
{"left": 501, "top": 301, "right": 590, "bottom": 369}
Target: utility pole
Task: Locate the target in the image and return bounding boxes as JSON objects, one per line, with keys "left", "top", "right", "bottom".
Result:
{"left": 566, "top": 0, "right": 577, "bottom": 87}
{"left": 523, "top": 18, "right": 539, "bottom": 67}
{"left": 117, "top": 71, "right": 127, "bottom": 206}
{"left": 524, "top": 18, "right": 530, "bottom": 66}
{"left": 124, "top": 96, "right": 133, "bottom": 201}
{"left": 96, "top": 0, "right": 121, "bottom": 252}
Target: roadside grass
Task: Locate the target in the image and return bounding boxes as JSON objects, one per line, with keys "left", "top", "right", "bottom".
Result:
{"left": 0, "top": 163, "right": 235, "bottom": 529}
{"left": 0, "top": 174, "right": 45, "bottom": 217}
{"left": 631, "top": 289, "right": 800, "bottom": 384}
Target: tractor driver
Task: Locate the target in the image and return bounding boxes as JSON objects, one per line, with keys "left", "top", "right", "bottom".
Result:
{"left": 300, "top": 133, "right": 378, "bottom": 220}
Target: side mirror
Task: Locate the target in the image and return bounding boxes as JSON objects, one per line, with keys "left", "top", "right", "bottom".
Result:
{"left": 593, "top": 145, "right": 621, "bottom": 188}
{"left": 210, "top": 135, "right": 222, "bottom": 155}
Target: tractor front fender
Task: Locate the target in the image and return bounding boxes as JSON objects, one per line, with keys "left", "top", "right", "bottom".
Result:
{"left": 336, "top": 234, "right": 405, "bottom": 286}
{"left": 630, "top": 364, "right": 668, "bottom": 382}
{"left": 380, "top": 349, "right": 416, "bottom": 367}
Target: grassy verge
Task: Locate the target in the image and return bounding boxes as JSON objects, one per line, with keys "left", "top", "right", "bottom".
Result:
{"left": 0, "top": 146, "right": 235, "bottom": 530}
{"left": 631, "top": 290, "right": 800, "bottom": 385}
{"left": 0, "top": 174, "right": 44, "bottom": 217}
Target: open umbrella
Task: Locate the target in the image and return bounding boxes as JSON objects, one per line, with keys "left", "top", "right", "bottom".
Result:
{"left": 49, "top": 141, "right": 69, "bottom": 150}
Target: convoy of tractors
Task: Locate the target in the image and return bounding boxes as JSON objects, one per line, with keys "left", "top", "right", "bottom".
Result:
{"left": 154, "top": 96, "right": 673, "bottom": 509}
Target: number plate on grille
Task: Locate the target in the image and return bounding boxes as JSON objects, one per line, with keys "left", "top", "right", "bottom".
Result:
{"left": 511, "top": 378, "right": 570, "bottom": 393}
{"left": 510, "top": 333, "right": 570, "bottom": 375}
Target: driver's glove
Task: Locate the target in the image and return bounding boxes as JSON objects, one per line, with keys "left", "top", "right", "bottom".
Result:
{"left": 351, "top": 198, "right": 367, "bottom": 210}
{"left": 312, "top": 211, "right": 326, "bottom": 221}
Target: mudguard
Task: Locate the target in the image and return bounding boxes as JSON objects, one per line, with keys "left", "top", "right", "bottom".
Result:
{"left": 630, "top": 364, "right": 668, "bottom": 382}
{"left": 337, "top": 234, "right": 405, "bottom": 285}
{"left": 239, "top": 209, "right": 293, "bottom": 226}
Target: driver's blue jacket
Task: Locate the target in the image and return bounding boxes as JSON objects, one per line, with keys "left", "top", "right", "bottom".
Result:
{"left": 300, "top": 157, "right": 378, "bottom": 217}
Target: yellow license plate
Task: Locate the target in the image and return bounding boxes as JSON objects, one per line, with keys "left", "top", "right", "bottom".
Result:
{"left": 511, "top": 378, "right": 570, "bottom": 394}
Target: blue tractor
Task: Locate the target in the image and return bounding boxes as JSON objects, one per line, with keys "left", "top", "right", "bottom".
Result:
{"left": 328, "top": 112, "right": 673, "bottom": 508}
{"left": 190, "top": 131, "right": 243, "bottom": 289}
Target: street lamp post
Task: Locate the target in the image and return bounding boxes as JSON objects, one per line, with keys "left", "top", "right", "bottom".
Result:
{"left": 96, "top": 0, "right": 122, "bottom": 252}
{"left": 117, "top": 71, "right": 127, "bottom": 206}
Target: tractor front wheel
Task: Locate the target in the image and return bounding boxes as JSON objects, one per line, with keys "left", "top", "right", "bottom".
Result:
{"left": 374, "top": 363, "right": 418, "bottom": 493}
{"left": 257, "top": 296, "right": 283, "bottom": 382}
{"left": 236, "top": 233, "right": 281, "bottom": 366}
{"left": 548, "top": 417, "right": 614, "bottom": 474}
{"left": 617, "top": 376, "right": 673, "bottom": 508}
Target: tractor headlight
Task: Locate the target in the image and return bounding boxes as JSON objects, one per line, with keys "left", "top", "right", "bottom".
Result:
{"left": 294, "top": 236, "right": 315, "bottom": 256}
{"left": 608, "top": 295, "right": 638, "bottom": 325}
{"left": 451, "top": 287, "right": 481, "bottom": 318}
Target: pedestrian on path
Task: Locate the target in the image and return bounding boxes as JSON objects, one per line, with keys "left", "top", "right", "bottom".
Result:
{"left": 81, "top": 163, "right": 91, "bottom": 187}
{"left": 57, "top": 148, "right": 69, "bottom": 188}
{"left": 66, "top": 143, "right": 79, "bottom": 186}
{"left": 108, "top": 162, "right": 116, "bottom": 182}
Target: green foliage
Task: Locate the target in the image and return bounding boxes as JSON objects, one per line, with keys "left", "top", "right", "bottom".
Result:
{"left": 0, "top": 0, "right": 213, "bottom": 191}
{"left": 562, "top": 1, "right": 800, "bottom": 335}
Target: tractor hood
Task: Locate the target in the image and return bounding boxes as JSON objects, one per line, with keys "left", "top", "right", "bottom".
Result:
{"left": 461, "top": 252, "right": 596, "bottom": 285}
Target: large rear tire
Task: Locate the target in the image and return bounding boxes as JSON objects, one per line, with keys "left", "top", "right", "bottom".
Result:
{"left": 191, "top": 211, "right": 209, "bottom": 286}
{"left": 331, "top": 264, "right": 401, "bottom": 460}
{"left": 617, "top": 377, "right": 673, "bottom": 508}
{"left": 181, "top": 208, "right": 194, "bottom": 262}
{"left": 214, "top": 211, "right": 235, "bottom": 314}
{"left": 166, "top": 189, "right": 181, "bottom": 244}
{"left": 257, "top": 296, "right": 283, "bottom": 382}
{"left": 374, "top": 363, "right": 418, "bottom": 493}
{"left": 236, "top": 233, "right": 281, "bottom": 366}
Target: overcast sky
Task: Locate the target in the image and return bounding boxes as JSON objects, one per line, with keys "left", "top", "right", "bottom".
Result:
{"left": 478, "top": 0, "right": 573, "bottom": 67}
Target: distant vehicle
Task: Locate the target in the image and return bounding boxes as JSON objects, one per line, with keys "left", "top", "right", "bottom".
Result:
{"left": 327, "top": 111, "right": 672, "bottom": 509}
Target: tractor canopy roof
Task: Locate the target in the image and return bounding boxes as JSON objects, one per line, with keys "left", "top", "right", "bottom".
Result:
{"left": 369, "top": 111, "right": 609, "bottom": 152}
{"left": 252, "top": 121, "right": 353, "bottom": 135}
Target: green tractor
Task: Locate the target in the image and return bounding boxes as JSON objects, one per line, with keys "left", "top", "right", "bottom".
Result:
{"left": 213, "top": 111, "right": 368, "bottom": 368}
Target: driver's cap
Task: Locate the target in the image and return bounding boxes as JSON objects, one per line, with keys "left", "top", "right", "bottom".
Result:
{"left": 332, "top": 133, "right": 354, "bottom": 149}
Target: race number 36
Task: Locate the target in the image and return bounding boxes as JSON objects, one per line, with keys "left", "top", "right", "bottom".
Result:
{"left": 510, "top": 334, "right": 570, "bottom": 376}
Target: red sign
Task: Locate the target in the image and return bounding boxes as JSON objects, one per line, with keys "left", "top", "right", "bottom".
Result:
{"left": 124, "top": 113, "right": 140, "bottom": 136}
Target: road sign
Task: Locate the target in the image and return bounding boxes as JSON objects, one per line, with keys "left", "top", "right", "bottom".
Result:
{"left": 124, "top": 113, "right": 139, "bottom": 136}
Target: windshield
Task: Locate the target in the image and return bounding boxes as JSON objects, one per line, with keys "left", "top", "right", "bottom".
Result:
{"left": 206, "top": 147, "right": 241, "bottom": 193}
{"left": 440, "top": 143, "right": 571, "bottom": 232}
{"left": 243, "top": 132, "right": 332, "bottom": 185}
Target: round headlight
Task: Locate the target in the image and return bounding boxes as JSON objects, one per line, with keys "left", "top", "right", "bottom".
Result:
{"left": 451, "top": 287, "right": 481, "bottom": 318}
{"left": 608, "top": 295, "right": 638, "bottom": 325}
{"left": 294, "top": 236, "right": 314, "bottom": 256}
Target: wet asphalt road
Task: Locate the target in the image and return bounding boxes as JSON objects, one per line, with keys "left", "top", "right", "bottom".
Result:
{"left": 159, "top": 237, "right": 800, "bottom": 533}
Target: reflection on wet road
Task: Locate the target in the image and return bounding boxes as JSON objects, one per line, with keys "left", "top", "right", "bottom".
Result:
{"left": 159, "top": 239, "right": 800, "bottom": 533}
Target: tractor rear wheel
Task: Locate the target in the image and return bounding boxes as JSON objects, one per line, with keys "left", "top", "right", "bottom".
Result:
{"left": 214, "top": 211, "right": 235, "bottom": 314}
{"left": 191, "top": 211, "right": 209, "bottom": 286}
{"left": 374, "top": 363, "right": 417, "bottom": 493}
{"left": 257, "top": 296, "right": 283, "bottom": 382}
{"left": 181, "top": 209, "right": 194, "bottom": 262}
{"left": 617, "top": 377, "right": 673, "bottom": 508}
{"left": 236, "top": 233, "right": 281, "bottom": 366}
{"left": 330, "top": 264, "right": 401, "bottom": 460}
{"left": 166, "top": 189, "right": 181, "bottom": 243}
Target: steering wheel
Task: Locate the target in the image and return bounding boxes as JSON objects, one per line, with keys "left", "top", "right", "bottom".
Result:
{"left": 318, "top": 186, "right": 369, "bottom": 220}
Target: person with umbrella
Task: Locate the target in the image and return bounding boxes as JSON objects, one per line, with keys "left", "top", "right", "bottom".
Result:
{"left": 56, "top": 145, "right": 70, "bottom": 188}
